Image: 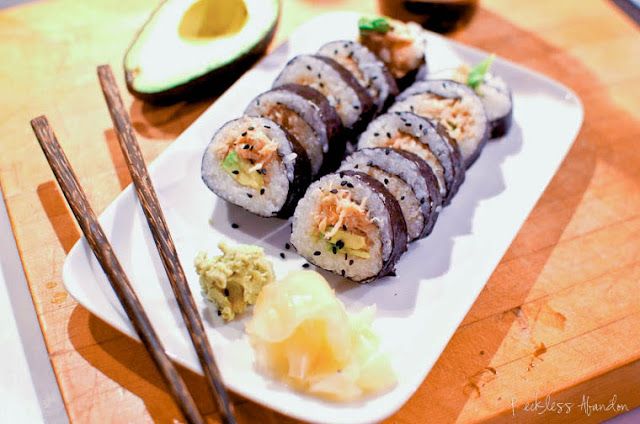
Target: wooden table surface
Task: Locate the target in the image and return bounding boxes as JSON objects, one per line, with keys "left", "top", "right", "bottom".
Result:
{"left": 1, "top": 0, "right": 639, "bottom": 422}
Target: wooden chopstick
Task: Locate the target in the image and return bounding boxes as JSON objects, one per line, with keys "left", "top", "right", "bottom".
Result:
{"left": 30, "top": 116, "right": 205, "bottom": 424}
{"left": 96, "top": 65, "right": 237, "bottom": 424}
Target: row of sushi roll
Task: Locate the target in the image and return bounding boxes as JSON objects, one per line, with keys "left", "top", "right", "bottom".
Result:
{"left": 201, "top": 16, "right": 513, "bottom": 282}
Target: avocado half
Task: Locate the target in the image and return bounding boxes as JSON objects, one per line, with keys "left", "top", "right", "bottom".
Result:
{"left": 124, "top": 0, "right": 280, "bottom": 104}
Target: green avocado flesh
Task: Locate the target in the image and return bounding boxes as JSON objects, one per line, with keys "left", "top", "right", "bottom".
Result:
{"left": 323, "top": 227, "right": 370, "bottom": 259}
{"left": 124, "top": 0, "right": 279, "bottom": 102}
{"left": 222, "top": 150, "right": 264, "bottom": 189}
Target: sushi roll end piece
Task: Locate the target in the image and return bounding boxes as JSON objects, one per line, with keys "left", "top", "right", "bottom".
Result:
{"left": 358, "top": 16, "right": 427, "bottom": 90}
{"left": 391, "top": 79, "right": 489, "bottom": 168}
{"left": 291, "top": 170, "right": 407, "bottom": 283}
{"left": 245, "top": 84, "right": 344, "bottom": 176}
{"left": 340, "top": 148, "right": 442, "bottom": 240}
{"left": 201, "top": 116, "right": 311, "bottom": 218}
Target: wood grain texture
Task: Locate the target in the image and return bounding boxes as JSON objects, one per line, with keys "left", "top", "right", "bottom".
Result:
{"left": 30, "top": 116, "right": 204, "bottom": 424}
{"left": 96, "top": 64, "right": 236, "bottom": 423}
{"left": 0, "top": 0, "right": 639, "bottom": 423}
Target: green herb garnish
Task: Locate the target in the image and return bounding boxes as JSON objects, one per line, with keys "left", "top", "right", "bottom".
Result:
{"left": 467, "top": 54, "right": 495, "bottom": 90}
{"left": 222, "top": 150, "right": 239, "bottom": 170}
{"left": 358, "top": 16, "right": 391, "bottom": 34}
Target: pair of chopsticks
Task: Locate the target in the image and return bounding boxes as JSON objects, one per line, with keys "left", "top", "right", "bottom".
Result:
{"left": 31, "top": 65, "right": 236, "bottom": 424}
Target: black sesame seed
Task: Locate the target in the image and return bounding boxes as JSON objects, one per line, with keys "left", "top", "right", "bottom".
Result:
{"left": 217, "top": 310, "right": 222, "bottom": 316}
{"left": 302, "top": 263, "right": 310, "bottom": 268}
{"left": 335, "top": 240, "right": 345, "bottom": 249}
{"left": 343, "top": 43, "right": 349, "bottom": 48}
{"left": 264, "top": 125, "right": 271, "bottom": 129}
{"left": 349, "top": 259, "right": 354, "bottom": 265}
{"left": 339, "top": 172, "right": 345, "bottom": 178}
{"left": 344, "top": 253, "right": 348, "bottom": 260}
{"left": 241, "top": 132, "right": 247, "bottom": 136}
{"left": 319, "top": 82, "right": 325, "bottom": 88}
{"left": 260, "top": 188, "right": 265, "bottom": 195}
{"left": 384, "top": 178, "right": 389, "bottom": 185}
{"left": 405, "top": 123, "right": 412, "bottom": 127}
{"left": 232, "top": 170, "right": 239, "bottom": 175}
{"left": 334, "top": 49, "right": 338, "bottom": 54}
{"left": 249, "top": 145, "right": 254, "bottom": 150}
{"left": 342, "top": 224, "right": 347, "bottom": 231}
{"left": 285, "top": 243, "right": 290, "bottom": 250}
{"left": 354, "top": 164, "right": 359, "bottom": 169}
{"left": 256, "top": 169, "right": 262, "bottom": 174}
{"left": 400, "top": 195, "right": 405, "bottom": 201}
{"left": 341, "top": 270, "right": 346, "bottom": 277}
{"left": 410, "top": 105, "right": 415, "bottom": 112}
{"left": 248, "top": 126, "right": 254, "bottom": 131}
{"left": 231, "top": 223, "right": 239, "bottom": 229}
{"left": 317, "top": 73, "right": 322, "bottom": 79}
{"left": 330, "top": 189, "right": 338, "bottom": 194}
{"left": 332, "top": 246, "right": 337, "bottom": 254}
{"left": 373, "top": 132, "right": 380, "bottom": 136}
{"left": 372, "top": 76, "right": 378, "bottom": 80}
{"left": 247, "top": 193, "right": 253, "bottom": 198}
{"left": 340, "top": 180, "right": 348, "bottom": 186}
{"left": 386, "top": 132, "right": 392, "bottom": 138}
{"left": 367, "top": 161, "right": 373, "bottom": 166}
{"left": 224, "top": 288, "right": 230, "bottom": 297}
{"left": 346, "top": 183, "right": 354, "bottom": 188}
{"left": 313, "top": 251, "right": 321, "bottom": 256}
{"left": 420, "top": 198, "right": 425, "bottom": 204}
{"left": 261, "top": 169, "right": 267, "bottom": 175}
{"left": 280, "top": 252, "right": 286, "bottom": 259}
{"left": 353, "top": 105, "right": 360, "bottom": 110}
{"left": 243, "top": 144, "right": 250, "bottom": 149}
{"left": 385, "top": 148, "right": 390, "bottom": 155}
{"left": 306, "top": 65, "right": 312, "bottom": 71}
{"left": 419, "top": 124, "right": 423, "bottom": 130}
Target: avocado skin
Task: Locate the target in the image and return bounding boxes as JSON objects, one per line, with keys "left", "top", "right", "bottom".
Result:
{"left": 124, "top": 4, "right": 280, "bottom": 105}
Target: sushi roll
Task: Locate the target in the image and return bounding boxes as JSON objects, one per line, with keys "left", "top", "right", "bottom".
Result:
{"left": 317, "top": 40, "right": 398, "bottom": 113}
{"left": 390, "top": 79, "right": 489, "bottom": 168}
{"left": 291, "top": 170, "right": 408, "bottom": 283}
{"left": 201, "top": 116, "right": 311, "bottom": 218}
{"left": 357, "top": 111, "right": 464, "bottom": 205}
{"left": 428, "top": 62, "right": 513, "bottom": 138}
{"left": 339, "top": 148, "right": 442, "bottom": 241}
{"left": 358, "top": 16, "right": 427, "bottom": 90}
{"left": 272, "top": 55, "right": 375, "bottom": 134}
{"left": 245, "top": 84, "right": 344, "bottom": 176}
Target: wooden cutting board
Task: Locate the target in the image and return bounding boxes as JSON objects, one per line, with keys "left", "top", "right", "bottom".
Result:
{"left": 1, "top": 0, "right": 639, "bottom": 422}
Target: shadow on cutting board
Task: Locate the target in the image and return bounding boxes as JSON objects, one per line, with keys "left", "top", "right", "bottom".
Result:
{"left": 41, "top": 5, "right": 639, "bottom": 424}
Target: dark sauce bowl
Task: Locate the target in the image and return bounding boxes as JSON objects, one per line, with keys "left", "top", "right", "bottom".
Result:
{"left": 378, "top": 0, "right": 479, "bottom": 33}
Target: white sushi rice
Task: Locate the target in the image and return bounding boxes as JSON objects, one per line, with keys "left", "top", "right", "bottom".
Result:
{"left": 201, "top": 117, "right": 295, "bottom": 217}
{"left": 273, "top": 55, "right": 363, "bottom": 128}
{"left": 291, "top": 173, "right": 394, "bottom": 282}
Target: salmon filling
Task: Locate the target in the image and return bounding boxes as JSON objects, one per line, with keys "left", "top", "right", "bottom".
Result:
{"left": 314, "top": 188, "right": 374, "bottom": 258}
{"left": 216, "top": 128, "right": 278, "bottom": 189}
{"left": 410, "top": 94, "right": 476, "bottom": 144}
{"left": 263, "top": 104, "right": 308, "bottom": 145}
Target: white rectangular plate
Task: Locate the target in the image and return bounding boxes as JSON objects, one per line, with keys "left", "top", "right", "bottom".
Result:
{"left": 63, "top": 12, "right": 583, "bottom": 424}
